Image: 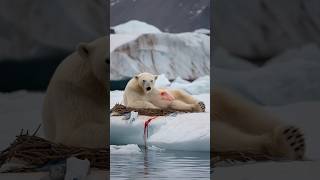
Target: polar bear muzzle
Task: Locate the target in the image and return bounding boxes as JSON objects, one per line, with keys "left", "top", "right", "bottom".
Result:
{"left": 143, "top": 81, "right": 152, "bottom": 92}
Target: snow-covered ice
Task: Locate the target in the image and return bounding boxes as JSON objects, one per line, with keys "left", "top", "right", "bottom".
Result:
{"left": 170, "top": 75, "right": 210, "bottom": 95}
{"left": 155, "top": 74, "right": 171, "bottom": 88}
{"left": 110, "top": 90, "right": 210, "bottom": 152}
{"left": 111, "top": 20, "right": 162, "bottom": 35}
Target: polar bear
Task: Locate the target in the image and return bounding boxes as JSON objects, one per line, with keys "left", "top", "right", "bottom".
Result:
{"left": 42, "top": 36, "right": 107, "bottom": 148}
{"left": 123, "top": 72, "right": 205, "bottom": 112}
{"left": 212, "top": 86, "right": 305, "bottom": 160}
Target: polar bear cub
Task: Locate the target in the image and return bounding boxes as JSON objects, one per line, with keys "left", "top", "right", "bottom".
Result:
{"left": 123, "top": 72, "right": 205, "bottom": 112}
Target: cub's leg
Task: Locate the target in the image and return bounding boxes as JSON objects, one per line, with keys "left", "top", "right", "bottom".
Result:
{"left": 128, "top": 100, "right": 159, "bottom": 109}
{"left": 169, "top": 89, "right": 205, "bottom": 112}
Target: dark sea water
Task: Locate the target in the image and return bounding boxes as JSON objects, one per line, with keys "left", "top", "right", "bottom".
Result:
{"left": 111, "top": 148, "right": 210, "bottom": 179}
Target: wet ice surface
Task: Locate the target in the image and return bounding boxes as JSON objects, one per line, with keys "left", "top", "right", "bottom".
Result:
{"left": 110, "top": 145, "right": 210, "bottom": 179}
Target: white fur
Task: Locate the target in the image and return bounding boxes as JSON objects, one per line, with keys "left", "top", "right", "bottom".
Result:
{"left": 42, "top": 37, "right": 107, "bottom": 148}
{"left": 123, "top": 72, "right": 204, "bottom": 112}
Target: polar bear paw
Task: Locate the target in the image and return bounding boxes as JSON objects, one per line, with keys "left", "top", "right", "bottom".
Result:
{"left": 268, "top": 126, "right": 305, "bottom": 160}
{"left": 194, "top": 101, "right": 205, "bottom": 112}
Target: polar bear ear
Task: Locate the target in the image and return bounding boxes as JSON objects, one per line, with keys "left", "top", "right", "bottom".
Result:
{"left": 134, "top": 75, "right": 139, "bottom": 80}
{"left": 77, "top": 43, "right": 90, "bottom": 59}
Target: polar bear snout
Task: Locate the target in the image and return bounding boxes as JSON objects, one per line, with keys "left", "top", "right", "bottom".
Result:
{"left": 142, "top": 80, "right": 153, "bottom": 92}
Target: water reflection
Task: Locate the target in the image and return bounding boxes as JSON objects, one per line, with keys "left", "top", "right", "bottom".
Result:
{"left": 111, "top": 147, "right": 210, "bottom": 179}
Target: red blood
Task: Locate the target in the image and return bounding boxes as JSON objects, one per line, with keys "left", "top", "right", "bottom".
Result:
{"left": 144, "top": 116, "right": 158, "bottom": 148}
{"left": 160, "top": 91, "right": 175, "bottom": 101}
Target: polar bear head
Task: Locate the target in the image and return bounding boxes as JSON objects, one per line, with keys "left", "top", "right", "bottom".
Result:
{"left": 77, "top": 36, "right": 107, "bottom": 88}
{"left": 135, "top": 72, "right": 158, "bottom": 94}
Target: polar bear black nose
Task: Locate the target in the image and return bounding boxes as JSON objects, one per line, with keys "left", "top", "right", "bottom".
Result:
{"left": 146, "top": 87, "right": 151, "bottom": 91}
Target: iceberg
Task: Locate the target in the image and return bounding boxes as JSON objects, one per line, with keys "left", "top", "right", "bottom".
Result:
{"left": 110, "top": 91, "right": 210, "bottom": 152}
{"left": 110, "top": 32, "right": 210, "bottom": 81}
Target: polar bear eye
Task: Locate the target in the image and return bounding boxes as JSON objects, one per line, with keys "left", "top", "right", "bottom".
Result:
{"left": 143, "top": 80, "right": 146, "bottom": 83}
{"left": 151, "top": 80, "right": 153, "bottom": 83}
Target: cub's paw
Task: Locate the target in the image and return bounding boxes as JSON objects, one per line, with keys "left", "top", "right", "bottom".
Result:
{"left": 268, "top": 126, "right": 305, "bottom": 160}
{"left": 193, "top": 101, "right": 205, "bottom": 112}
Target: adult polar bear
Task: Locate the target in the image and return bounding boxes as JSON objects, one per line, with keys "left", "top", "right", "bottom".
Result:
{"left": 123, "top": 72, "right": 205, "bottom": 112}
{"left": 42, "top": 36, "right": 107, "bottom": 148}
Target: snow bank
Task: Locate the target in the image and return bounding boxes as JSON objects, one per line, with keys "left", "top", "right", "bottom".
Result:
{"left": 111, "top": 20, "right": 162, "bottom": 35}
{"left": 155, "top": 73, "right": 210, "bottom": 94}
{"left": 110, "top": 32, "right": 210, "bottom": 80}
{"left": 170, "top": 75, "right": 210, "bottom": 95}
{"left": 194, "top": 28, "right": 210, "bottom": 35}
{"left": 110, "top": 91, "right": 210, "bottom": 151}
{"left": 155, "top": 74, "right": 171, "bottom": 88}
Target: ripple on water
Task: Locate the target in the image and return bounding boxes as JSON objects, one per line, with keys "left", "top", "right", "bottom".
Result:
{"left": 111, "top": 147, "right": 210, "bottom": 179}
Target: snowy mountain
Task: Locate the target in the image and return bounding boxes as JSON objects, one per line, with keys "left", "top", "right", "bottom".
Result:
{"left": 110, "top": 0, "right": 210, "bottom": 33}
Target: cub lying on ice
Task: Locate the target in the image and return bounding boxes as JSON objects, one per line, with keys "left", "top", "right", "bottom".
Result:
{"left": 123, "top": 72, "right": 205, "bottom": 112}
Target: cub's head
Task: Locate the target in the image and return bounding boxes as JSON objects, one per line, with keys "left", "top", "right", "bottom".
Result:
{"left": 135, "top": 72, "right": 158, "bottom": 94}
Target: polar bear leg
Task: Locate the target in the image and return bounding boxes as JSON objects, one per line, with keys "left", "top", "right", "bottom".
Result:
{"left": 266, "top": 126, "right": 305, "bottom": 159}
{"left": 169, "top": 100, "right": 194, "bottom": 111}
{"left": 213, "top": 86, "right": 281, "bottom": 135}
{"left": 212, "top": 121, "right": 269, "bottom": 152}
{"left": 170, "top": 89, "right": 198, "bottom": 104}
{"left": 56, "top": 123, "right": 108, "bottom": 148}
{"left": 128, "top": 100, "right": 159, "bottom": 109}
{"left": 169, "top": 89, "right": 204, "bottom": 112}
